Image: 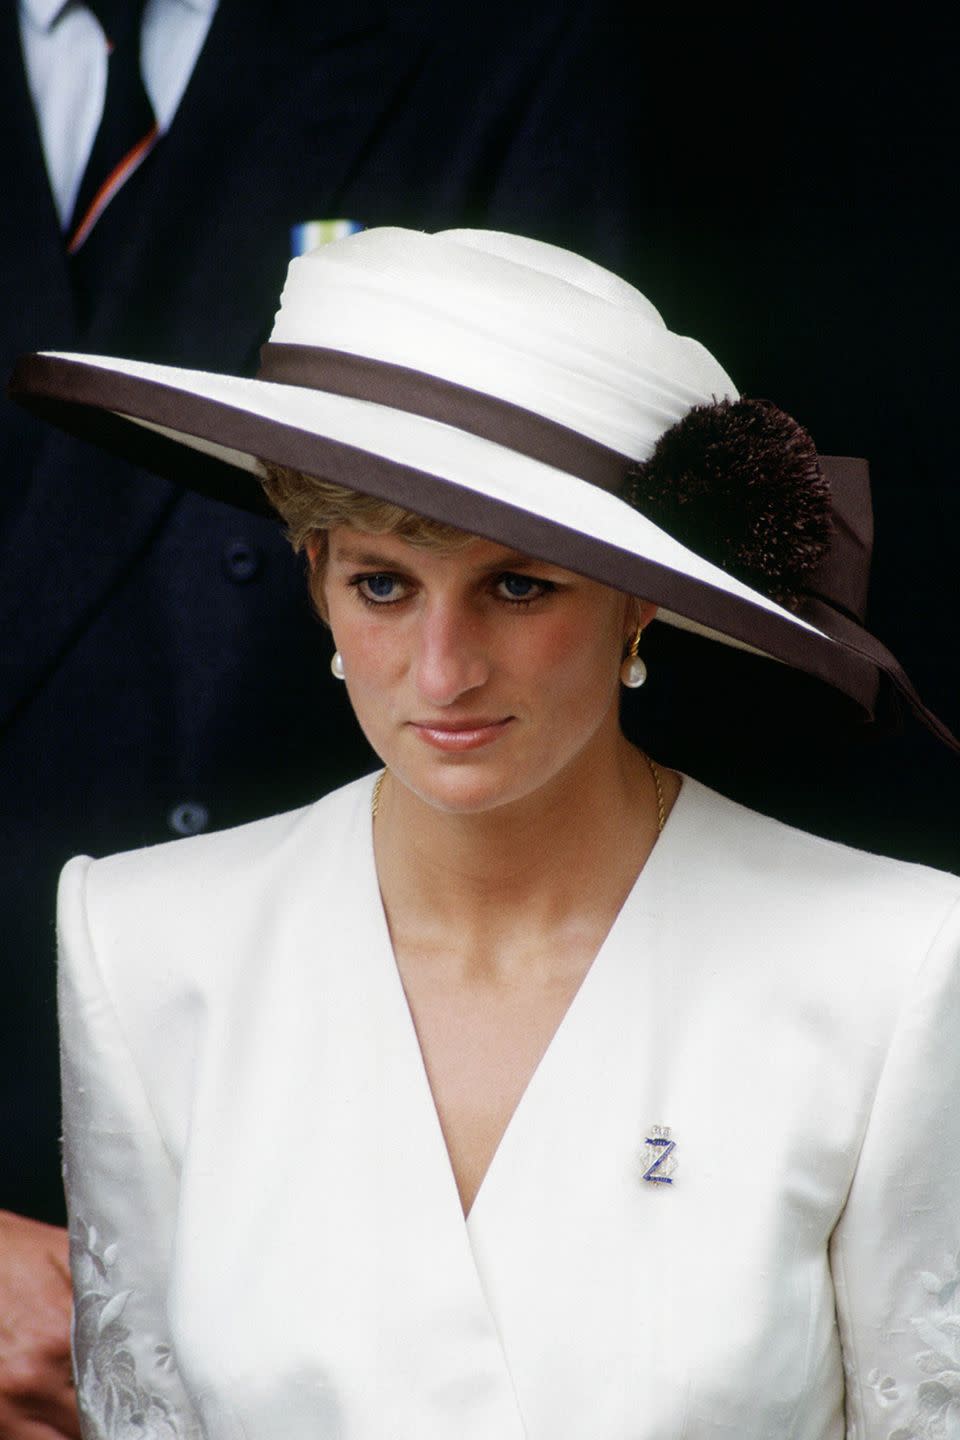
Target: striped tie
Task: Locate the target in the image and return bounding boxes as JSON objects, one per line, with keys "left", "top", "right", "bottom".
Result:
{"left": 66, "top": 0, "right": 158, "bottom": 255}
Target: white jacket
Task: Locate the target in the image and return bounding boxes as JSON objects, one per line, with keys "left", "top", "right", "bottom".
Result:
{"left": 57, "top": 772, "right": 960, "bottom": 1439}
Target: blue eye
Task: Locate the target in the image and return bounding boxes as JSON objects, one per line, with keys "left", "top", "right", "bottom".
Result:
{"left": 353, "top": 572, "right": 407, "bottom": 604}
{"left": 496, "top": 572, "right": 551, "bottom": 602}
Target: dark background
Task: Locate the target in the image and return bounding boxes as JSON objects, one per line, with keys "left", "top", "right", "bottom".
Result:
{"left": 618, "top": 19, "right": 959, "bottom": 868}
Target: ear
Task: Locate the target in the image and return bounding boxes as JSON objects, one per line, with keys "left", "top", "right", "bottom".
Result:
{"left": 623, "top": 598, "right": 658, "bottom": 643}
{"left": 302, "top": 535, "right": 331, "bottom": 625}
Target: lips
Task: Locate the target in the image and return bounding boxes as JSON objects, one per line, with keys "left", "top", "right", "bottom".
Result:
{"left": 410, "top": 717, "right": 513, "bottom": 752}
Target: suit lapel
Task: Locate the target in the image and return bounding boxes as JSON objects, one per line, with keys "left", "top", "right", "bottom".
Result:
{"left": 0, "top": 428, "right": 179, "bottom": 735}
{"left": 0, "top": 10, "right": 175, "bottom": 732}
{"left": 0, "top": 4, "right": 76, "bottom": 355}
{"left": 462, "top": 791, "right": 695, "bottom": 1439}
{"left": 346, "top": 780, "right": 527, "bottom": 1436}
{"left": 205, "top": 776, "right": 529, "bottom": 1436}
{"left": 0, "top": 0, "right": 78, "bottom": 543}
{"left": 0, "top": 11, "right": 175, "bottom": 732}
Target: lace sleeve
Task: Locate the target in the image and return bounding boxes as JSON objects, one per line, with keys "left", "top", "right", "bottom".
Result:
{"left": 58, "top": 856, "right": 203, "bottom": 1440}
{"left": 831, "top": 895, "right": 960, "bottom": 1440}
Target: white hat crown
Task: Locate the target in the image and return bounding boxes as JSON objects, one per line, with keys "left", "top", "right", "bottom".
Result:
{"left": 269, "top": 228, "right": 738, "bottom": 463}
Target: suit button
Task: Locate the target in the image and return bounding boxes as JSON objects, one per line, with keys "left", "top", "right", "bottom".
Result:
{"left": 168, "top": 802, "right": 210, "bottom": 836}
{"left": 223, "top": 537, "right": 262, "bottom": 582}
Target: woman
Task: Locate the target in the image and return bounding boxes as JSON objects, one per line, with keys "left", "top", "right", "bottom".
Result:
{"left": 13, "top": 228, "right": 960, "bottom": 1439}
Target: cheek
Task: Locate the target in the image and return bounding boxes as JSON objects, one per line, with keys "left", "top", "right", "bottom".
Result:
{"left": 331, "top": 620, "right": 404, "bottom": 706}
{"left": 517, "top": 606, "right": 623, "bottom": 711}
{"left": 325, "top": 602, "right": 408, "bottom": 748}
{"left": 327, "top": 591, "right": 389, "bottom": 664}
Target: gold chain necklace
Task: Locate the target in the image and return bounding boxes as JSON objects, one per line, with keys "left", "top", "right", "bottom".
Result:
{"left": 645, "top": 753, "right": 666, "bottom": 836}
{"left": 371, "top": 752, "right": 665, "bottom": 835}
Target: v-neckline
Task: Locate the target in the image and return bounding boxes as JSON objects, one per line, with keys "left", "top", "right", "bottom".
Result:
{"left": 360, "top": 770, "right": 688, "bottom": 1224}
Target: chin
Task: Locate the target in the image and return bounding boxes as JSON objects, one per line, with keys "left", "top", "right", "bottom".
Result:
{"left": 393, "top": 748, "right": 562, "bottom": 818}
{"left": 409, "top": 769, "right": 516, "bottom": 815}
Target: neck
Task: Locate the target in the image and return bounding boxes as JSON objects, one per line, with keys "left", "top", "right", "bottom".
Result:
{"left": 374, "top": 730, "right": 671, "bottom": 978}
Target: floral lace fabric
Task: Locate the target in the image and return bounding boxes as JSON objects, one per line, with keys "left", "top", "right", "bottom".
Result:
{"left": 863, "top": 1251, "right": 960, "bottom": 1440}
{"left": 71, "top": 1220, "right": 186, "bottom": 1440}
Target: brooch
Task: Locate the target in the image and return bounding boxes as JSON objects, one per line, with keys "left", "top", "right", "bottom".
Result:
{"left": 640, "top": 1124, "right": 677, "bottom": 1185}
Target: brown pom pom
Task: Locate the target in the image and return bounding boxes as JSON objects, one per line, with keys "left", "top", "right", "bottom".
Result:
{"left": 628, "top": 398, "right": 832, "bottom": 611}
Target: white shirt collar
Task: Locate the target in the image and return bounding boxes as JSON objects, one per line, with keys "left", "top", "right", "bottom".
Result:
{"left": 165, "top": 0, "right": 220, "bottom": 15}
{"left": 20, "top": 0, "right": 219, "bottom": 33}
{"left": 19, "top": 0, "right": 69, "bottom": 33}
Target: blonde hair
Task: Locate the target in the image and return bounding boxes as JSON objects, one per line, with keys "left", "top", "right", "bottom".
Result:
{"left": 258, "top": 461, "right": 473, "bottom": 619}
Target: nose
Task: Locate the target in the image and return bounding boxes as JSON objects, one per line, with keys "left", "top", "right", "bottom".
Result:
{"left": 413, "top": 599, "right": 489, "bottom": 705}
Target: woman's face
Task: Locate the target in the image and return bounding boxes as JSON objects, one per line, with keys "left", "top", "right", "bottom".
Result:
{"left": 317, "top": 527, "right": 653, "bottom": 816}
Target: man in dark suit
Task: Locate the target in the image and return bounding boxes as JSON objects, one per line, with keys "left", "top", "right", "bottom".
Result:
{"left": 1, "top": 2, "right": 640, "bottom": 1433}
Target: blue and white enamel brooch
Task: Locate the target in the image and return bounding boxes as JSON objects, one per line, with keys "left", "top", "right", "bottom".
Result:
{"left": 640, "top": 1124, "right": 677, "bottom": 1185}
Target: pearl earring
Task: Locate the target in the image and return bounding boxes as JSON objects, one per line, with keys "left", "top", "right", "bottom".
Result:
{"left": 620, "top": 625, "right": 647, "bottom": 688}
{"left": 330, "top": 651, "right": 345, "bottom": 680}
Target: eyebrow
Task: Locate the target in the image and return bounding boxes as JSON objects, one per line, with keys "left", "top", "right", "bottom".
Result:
{"left": 330, "top": 547, "right": 406, "bottom": 568}
{"left": 330, "top": 545, "right": 548, "bottom": 572}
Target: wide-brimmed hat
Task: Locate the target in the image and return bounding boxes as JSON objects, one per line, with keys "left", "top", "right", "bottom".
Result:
{"left": 9, "top": 227, "right": 956, "bottom": 749}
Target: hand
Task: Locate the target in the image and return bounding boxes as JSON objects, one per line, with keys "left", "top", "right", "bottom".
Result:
{"left": 0, "top": 1210, "right": 81, "bottom": 1439}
